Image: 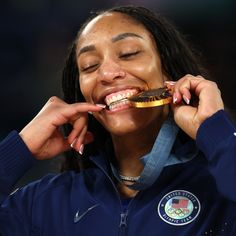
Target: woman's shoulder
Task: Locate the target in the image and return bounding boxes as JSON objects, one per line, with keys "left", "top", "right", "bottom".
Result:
{"left": 12, "top": 170, "right": 86, "bottom": 201}
{"left": 31, "top": 170, "right": 84, "bottom": 194}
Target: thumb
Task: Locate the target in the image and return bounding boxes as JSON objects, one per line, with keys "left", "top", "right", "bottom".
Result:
{"left": 171, "top": 103, "right": 198, "bottom": 139}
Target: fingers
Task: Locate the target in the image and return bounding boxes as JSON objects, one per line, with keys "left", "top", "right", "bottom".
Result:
{"left": 20, "top": 96, "right": 105, "bottom": 159}
{"left": 34, "top": 96, "right": 104, "bottom": 143}
{"left": 171, "top": 74, "right": 223, "bottom": 108}
{"left": 165, "top": 74, "right": 224, "bottom": 139}
{"left": 70, "top": 126, "right": 87, "bottom": 154}
{"left": 170, "top": 75, "right": 203, "bottom": 104}
{"left": 165, "top": 75, "right": 219, "bottom": 105}
{"left": 43, "top": 97, "right": 105, "bottom": 127}
{"left": 70, "top": 130, "right": 94, "bottom": 155}
{"left": 68, "top": 112, "right": 88, "bottom": 152}
{"left": 45, "top": 97, "right": 101, "bottom": 155}
{"left": 68, "top": 116, "right": 96, "bottom": 154}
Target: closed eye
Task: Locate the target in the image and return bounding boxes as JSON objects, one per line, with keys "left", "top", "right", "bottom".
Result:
{"left": 81, "top": 64, "right": 99, "bottom": 73}
{"left": 119, "top": 51, "right": 140, "bottom": 59}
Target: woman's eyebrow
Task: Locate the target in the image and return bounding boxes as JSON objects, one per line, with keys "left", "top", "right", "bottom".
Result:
{"left": 78, "top": 32, "right": 143, "bottom": 57}
{"left": 78, "top": 45, "right": 95, "bottom": 57}
{"left": 111, "top": 32, "right": 143, "bottom": 42}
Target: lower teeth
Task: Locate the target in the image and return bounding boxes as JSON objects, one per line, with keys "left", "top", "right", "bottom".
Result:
{"left": 109, "top": 99, "right": 129, "bottom": 110}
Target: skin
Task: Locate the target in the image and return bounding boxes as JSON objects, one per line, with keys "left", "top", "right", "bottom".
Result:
{"left": 20, "top": 98, "right": 104, "bottom": 159}
{"left": 19, "top": 12, "right": 224, "bottom": 198}
{"left": 76, "top": 12, "right": 169, "bottom": 180}
{"left": 170, "top": 74, "right": 224, "bottom": 139}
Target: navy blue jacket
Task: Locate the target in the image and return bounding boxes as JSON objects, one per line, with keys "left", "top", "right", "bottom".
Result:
{"left": 1, "top": 110, "right": 236, "bottom": 235}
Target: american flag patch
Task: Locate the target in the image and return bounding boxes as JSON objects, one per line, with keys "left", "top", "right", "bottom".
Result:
{"left": 171, "top": 198, "right": 189, "bottom": 209}
{"left": 158, "top": 190, "right": 201, "bottom": 226}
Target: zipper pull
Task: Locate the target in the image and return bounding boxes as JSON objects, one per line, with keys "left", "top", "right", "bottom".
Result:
{"left": 119, "top": 212, "right": 128, "bottom": 227}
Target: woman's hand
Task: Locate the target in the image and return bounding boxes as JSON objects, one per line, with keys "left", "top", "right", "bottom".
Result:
{"left": 19, "top": 96, "right": 105, "bottom": 160}
{"left": 166, "top": 75, "right": 224, "bottom": 139}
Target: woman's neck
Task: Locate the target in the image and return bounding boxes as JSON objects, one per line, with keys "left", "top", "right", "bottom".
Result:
{"left": 111, "top": 109, "right": 169, "bottom": 198}
{"left": 112, "top": 130, "right": 157, "bottom": 199}
{"left": 111, "top": 118, "right": 164, "bottom": 177}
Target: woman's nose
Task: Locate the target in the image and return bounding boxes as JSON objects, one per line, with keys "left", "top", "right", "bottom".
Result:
{"left": 98, "top": 60, "right": 126, "bottom": 83}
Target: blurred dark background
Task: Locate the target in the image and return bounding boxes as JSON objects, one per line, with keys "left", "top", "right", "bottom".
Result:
{"left": 0, "top": 0, "right": 235, "bottom": 186}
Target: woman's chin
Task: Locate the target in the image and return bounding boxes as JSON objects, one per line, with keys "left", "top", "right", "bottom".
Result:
{"left": 103, "top": 117, "right": 149, "bottom": 137}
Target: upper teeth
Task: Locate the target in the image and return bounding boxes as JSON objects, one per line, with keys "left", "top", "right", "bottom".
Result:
{"left": 105, "top": 89, "right": 138, "bottom": 106}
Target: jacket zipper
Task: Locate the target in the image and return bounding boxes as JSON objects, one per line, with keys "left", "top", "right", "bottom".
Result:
{"left": 119, "top": 210, "right": 128, "bottom": 236}
{"left": 92, "top": 159, "right": 134, "bottom": 236}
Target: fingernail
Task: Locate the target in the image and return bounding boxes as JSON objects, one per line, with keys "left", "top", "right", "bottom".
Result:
{"left": 70, "top": 138, "right": 78, "bottom": 148}
{"left": 173, "top": 93, "right": 177, "bottom": 104}
{"left": 183, "top": 95, "right": 190, "bottom": 105}
{"left": 79, "top": 144, "right": 84, "bottom": 155}
{"left": 165, "top": 81, "right": 176, "bottom": 85}
{"left": 88, "top": 111, "right": 93, "bottom": 115}
{"left": 96, "top": 104, "right": 106, "bottom": 108}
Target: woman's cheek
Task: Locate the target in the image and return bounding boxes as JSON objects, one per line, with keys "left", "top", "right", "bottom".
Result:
{"left": 79, "top": 76, "right": 94, "bottom": 101}
{"left": 130, "top": 64, "right": 165, "bottom": 89}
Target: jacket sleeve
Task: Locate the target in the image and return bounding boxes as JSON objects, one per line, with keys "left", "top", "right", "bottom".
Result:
{"left": 196, "top": 110, "right": 236, "bottom": 202}
{"left": 0, "top": 131, "right": 36, "bottom": 235}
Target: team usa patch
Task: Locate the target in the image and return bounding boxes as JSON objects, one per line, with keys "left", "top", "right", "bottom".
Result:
{"left": 158, "top": 190, "right": 201, "bottom": 226}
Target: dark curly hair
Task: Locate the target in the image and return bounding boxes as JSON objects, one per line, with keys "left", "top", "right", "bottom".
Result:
{"left": 61, "top": 5, "right": 207, "bottom": 172}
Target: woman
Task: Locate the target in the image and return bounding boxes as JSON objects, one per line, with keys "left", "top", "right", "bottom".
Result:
{"left": 1, "top": 5, "right": 236, "bottom": 235}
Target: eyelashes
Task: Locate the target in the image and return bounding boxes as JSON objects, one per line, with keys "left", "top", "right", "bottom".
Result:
{"left": 80, "top": 50, "right": 141, "bottom": 73}
{"left": 119, "top": 50, "right": 141, "bottom": 59}
{"left": 81, "top": 64, "right": 99, "bottom": 73}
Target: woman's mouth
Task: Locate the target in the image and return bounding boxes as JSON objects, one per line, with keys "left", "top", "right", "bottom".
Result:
{"left": 104, "top": 89, "right": 140, "bottom": 111}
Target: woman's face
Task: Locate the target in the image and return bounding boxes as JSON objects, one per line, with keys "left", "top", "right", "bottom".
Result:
{"left": 76, "top": 12, "right": 169, "bottom": 136}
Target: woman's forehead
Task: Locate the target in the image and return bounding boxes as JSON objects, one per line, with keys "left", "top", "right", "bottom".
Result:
{"left": 77, "top": 12, "right": 148, "bottom": 48}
